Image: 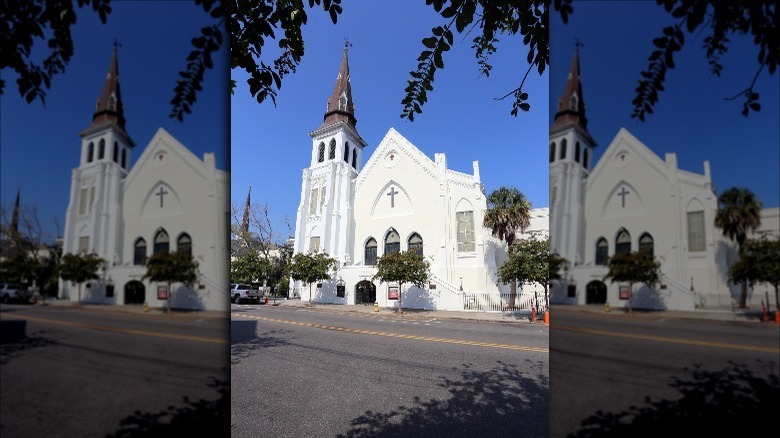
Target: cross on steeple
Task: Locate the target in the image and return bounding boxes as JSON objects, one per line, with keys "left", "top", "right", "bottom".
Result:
{"left": 156, "top": 186, "right": 168, "bottom": 208}
{"left": 617, "top": 186, "right": 630, "bottom": 208}
{"left": 344, "top": 37, "right": 353, "bottom": 51}
{"left": 387, "top": 186, "right": 398, "bottom": 208}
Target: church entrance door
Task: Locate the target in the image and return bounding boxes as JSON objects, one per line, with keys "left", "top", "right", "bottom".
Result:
{"left": 355, "top": 280, "right": 376, "bottom": 304}
{"left": 125, "top": 280, "right": 146, "bottom": 304}
{"left": 586, "top": 280, "right": 607, "bottom": 304}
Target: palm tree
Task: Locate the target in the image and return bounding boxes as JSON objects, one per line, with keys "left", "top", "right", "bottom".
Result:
{"left": 483, "top": 187, "right": 531, "bottom": 309}
{"left": 714, "top": 187, "right": 762, "bottom": 308}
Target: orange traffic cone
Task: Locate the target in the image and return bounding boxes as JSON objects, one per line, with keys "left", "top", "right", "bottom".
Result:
{"left": 775, "top": 310, "right": 780, "bottom": 326}
{"left": 544, "top": 310, "right": 549, "bottom": 324}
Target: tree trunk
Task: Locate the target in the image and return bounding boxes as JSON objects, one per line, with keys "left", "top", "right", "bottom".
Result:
{"left": 739, "top": 281, "right": 747, "bottom": 308}
{"left": 629, "top": 282, "right": 633, "bottom": 314}
{"left": 309, "top": 282, "right": 312, "bottom": 303}
{"left": 544, "top": 284, "right": 549, "bottom": 312}
{"left": 167, "top": 282, "right": 172, "bottom": 314}
{"left": 509, "top": 280, "right": 517, "bottom": 310}
{"left": 398, "top": 287, "right": 403, "bottom": 314}
{"left": 78, "top": 282, "right": 82, "bottom": 304}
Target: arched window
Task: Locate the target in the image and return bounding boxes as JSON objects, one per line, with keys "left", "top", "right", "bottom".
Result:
{"left": 121, "top": 148, "right": 127, "bottom": 169}
{"left": 177, "top": 233, "right": 192, "bottom": 256}
{"left": 583, "top": 148, "right": 589, "bottom": 169}
{"left": 560, "top": 138, "right": 567, "bottom": 160}
{"left": 318, "top": 142, "right": 325, "bottom": 163}
{"left": 639, "top": 233, "right": 654, "bottom": 258}
{"left": 365, "top": 238, "right": 377, "bottom": 266}
{"left": 549, "top": 142, "right": 556, "bottom": 163}
{"left": 615, "top": 229, "right": 631, "bottom": 255}
{"left": 575, "top": 142, "right": 581, "bottom": 163}
{"left": 344, "top": 142, "right": 350, "bottom": 162}
{"left": 385, "top": 229, "right": 400, "bottom": 255}
{"left": 595, "top": 238, "right": 608, "bottom": 265}
{"left": 134, "top": 238, "right": 147, "bottom": 265}
{"left": 339, "top": 93, "right": 347, "bottom": 111}
{"left": 98, "top": 139, "right": 105, "bottom": 160}
{"left": 153, "top": 229, "right": 170, "bottom": 255}
{"left": 569, "top": 94, "right": 578, "bottom": 111}
{"left": 108, "top": 95, "right": 116, "bottom": 111}
{"left": 408, "top": 233, "right": 423, "bottom": 256}
{"left": 352, "top": 148, "right": 357, "bottom": 169}
{"left": 113, "top": 142, "right": 118, "bottom": 162}
{"left": 329, "top": 139, "right": 336, "bottom": 160}
{"left": 87, "top": 142, "right": 94, "bottom": 163}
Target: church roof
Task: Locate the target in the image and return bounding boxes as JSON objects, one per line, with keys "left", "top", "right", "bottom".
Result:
{"left": 552, "top": 46, "right": 590, "bottom": 133}
{"left": 82, "top": 48, "right": 132, "bottom": 144}
{"left": 321, "top": 46, "right": 357, "bottom": 129}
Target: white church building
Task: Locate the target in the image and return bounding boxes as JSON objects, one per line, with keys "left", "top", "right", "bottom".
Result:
{"left": 549, "top": 48, "right": 779, "bottom": 311}
{"left": 58, "top": 49, "right": 230, "bottom": 311}
{"left": 291, "top": 47, "right": 548, "bottom": 311}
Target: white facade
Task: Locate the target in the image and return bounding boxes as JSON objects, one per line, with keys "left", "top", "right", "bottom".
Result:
{"left": 59, "top": 52, "right": 229, "bottom": 311}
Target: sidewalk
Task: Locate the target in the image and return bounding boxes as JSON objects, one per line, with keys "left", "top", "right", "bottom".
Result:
{"left": 271, "top": 298, "right": 544, "bottom": 324}
{"left": 32, "top": 297, "right": 227, "bottom": 320}
{"left": 553, "top": 302, "right": 780, "bottom": 325}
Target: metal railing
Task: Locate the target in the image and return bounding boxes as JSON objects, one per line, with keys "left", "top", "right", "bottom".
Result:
{"left": 694, "top": 292, "right": 737, "bottom": 310}
{"left": 463, "top": 291, "right": 545, "bottom": 312}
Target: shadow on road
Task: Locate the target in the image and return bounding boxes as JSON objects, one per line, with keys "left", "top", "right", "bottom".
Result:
{"left": 570, "top": 360, "right": 780, "bottom": 437}
{"left": 0, "top": 321, "right": 59, "bottom": 365}
{"left": 336, "top": 360, "right": 549, "bottom": 438}
{"left": 231, "top": 319, "right": 290, "bottom": 365}
{"left": 104, "top": 376, "right": 229, "bottom": 438}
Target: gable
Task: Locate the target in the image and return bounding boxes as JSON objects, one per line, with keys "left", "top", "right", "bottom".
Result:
{"left": 356, "top": 128, "right": 437, "bottom": 191}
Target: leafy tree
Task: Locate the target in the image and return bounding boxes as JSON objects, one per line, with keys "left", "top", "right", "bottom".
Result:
{"left": 372, "top": 250, "right": 431, "bottom": 314}
{"left": 484, "top": 186, "right": 531, "bottom": 307}
{"left": 629, "top": 0, "right": 777, "bottom": 121}
{"left": 288, "top": 252, "right": 338, "bottom": 303}
{"left": 0, "top": 251, "right": 39, "bottom": 285}
{"left": 142, "top": 250, "right": 200, "bottom": 313}
{"left": 60, "top": 252, "right": 106, "bottom": 304}
{"left": 602, "top": 250, "right": 661, "bottom": 314}
{"left": 729, "top": 236, "right": 780, "bottom": 312}
{"left": 714, "top": 187, "right": 762, "bottom": 308}
{"left": 497, "top": 237, "right": 565, "bottom": 312}
{"left": 231, "top": 250, "right": 271, "bottom": 285}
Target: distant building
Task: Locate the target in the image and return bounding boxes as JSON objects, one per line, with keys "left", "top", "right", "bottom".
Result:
{"left": 58, "top": 49, "right": 229, "bottom": 310}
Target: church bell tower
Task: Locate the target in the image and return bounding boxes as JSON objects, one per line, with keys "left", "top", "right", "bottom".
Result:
{"left": 293, "top": 44, "right": 367, "bottom": 266}
{"left": 62, "top": 47, "right": 135, "bottom": 272}
{"left": 549, "top": 45, "right": 596, "bottom": 268}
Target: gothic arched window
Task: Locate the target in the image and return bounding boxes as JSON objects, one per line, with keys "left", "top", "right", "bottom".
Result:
{"left": 98, "top": 139, "right": 105, "bottom": 160}
{"left": 329, "top": 139, "right": 336, "bottom": 160}
{"left": 318, "top": 142, "right": 325, "bottom": 163}
{"left": 344, "top": 142, "right": 350, "bottom": 162}
{"left": 177, "top": 233, "right": 192, "bottom": 256}
{"left": 113, "top": 142, "right": 119, "bottom": 162}
{"left": 154, "top": 229, "right": 170, "bottom": 255}
{"left": 615, "top": 229, "right": 631, "bottom": 255}
{"left": 583, "top": 148, "right": 589, "bottom": 169}
{"left": 595, "top": 238, "right": 608, "bottom": 265}
{"left": 365, "top": 238, "right": 377, "bottom": 266}
{"left": 121, "top": 148, "right": 127, "bottom": 169}
{"left": 384, "top": 229, "right": 400, "bottom": 255}
{"left": 87, "top": 142, "right": 94, "bottom": 163}
{"left": 569, "top": 94, "right": 578, "bottom": 111}
{"left": 560, "top": 138, "right": 567, "bottom": 160}
{"left": 408, "top": 233, "right": 423, "bottom": 257}
{"left": 639, "top": 233, "right": 654, "bottom": 258}
{"left": 549, "top": 142, "right": 556, "bottom": 163}
{"left": 575, "top": 141, "right": 581, "bottom": 163}
{"left": 108, "top": 95, "right": 116, "bottom": 111}
{"left": 134, "top": 238, "right": 147, "bottom": 265}
{"left": 352, "top": 148, "right": 357, "bottom": 169}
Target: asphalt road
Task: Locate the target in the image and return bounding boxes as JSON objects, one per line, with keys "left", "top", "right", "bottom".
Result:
{"left": 231, "top": 303, "right": 550, "bottom": 438}
{"left": 0, "top": 303, "right": 230, "bottom": 437}
{"left": 550, "top": 306, "right": 780, "bottom": 437}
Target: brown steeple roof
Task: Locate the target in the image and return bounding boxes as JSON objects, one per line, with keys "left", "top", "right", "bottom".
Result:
{"left": 84, "top": 48, "right": 130, "bottom": 139}
{"left": 322, "top": 46, "right": 357, "bottom": 129}
{"left": 552, "top": 46, "right": 589, "bottom": 131}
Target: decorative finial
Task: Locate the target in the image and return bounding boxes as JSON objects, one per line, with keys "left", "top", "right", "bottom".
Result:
{"left": 575, "top": 37, "right": 584, "bottom": 50}
{"left": 113, "top": 38, "right": 122, "bottom": 50}
{"left": 344, "top": 37, "right": 353, "bottom": 51}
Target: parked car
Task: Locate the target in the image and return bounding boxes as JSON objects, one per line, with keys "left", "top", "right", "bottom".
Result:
{"left": 0, "top": 283, "right": 32, "bottom": 304}
{"left": 231, "top": 283, "right": 261, "bottom": 304}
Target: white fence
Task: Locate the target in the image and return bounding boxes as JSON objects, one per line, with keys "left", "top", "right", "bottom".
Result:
{"left": 463, "top": 291, "right": 546, "bottom": 312}
{"left": 694, "top": 292, "right": 736, "bottom": 310}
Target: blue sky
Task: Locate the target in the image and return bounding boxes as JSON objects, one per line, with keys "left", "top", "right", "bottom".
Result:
{"left": 0, "top": 1, "right": 229, "bottom": 243}
{"left": 231, "top": 1, "right": 549, "bottom": 241}
{"left": 550, "top": 1, "right": 779, "bottom": 209}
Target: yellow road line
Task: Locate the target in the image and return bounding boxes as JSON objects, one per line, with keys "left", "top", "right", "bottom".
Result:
{"left": 5, "top": 313, "right": 227, "bottom": 344}
{"left": 232, "top": 313, "right": 548, "bottom": 353}
{"left": 555, "top": 324, "right": 779, "bottom": 354}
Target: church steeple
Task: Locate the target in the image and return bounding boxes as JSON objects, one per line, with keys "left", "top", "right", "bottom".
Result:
{"left": 553, "top": 44, "right": 589, "bottom": 132}
{"left": 322, "top": 44, "right": 357, "bottom": 129}
{"left": 84, "top": 46, "right": 131, "bottom": 142}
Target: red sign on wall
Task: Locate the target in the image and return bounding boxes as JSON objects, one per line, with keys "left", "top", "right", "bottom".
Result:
{"left": 619, "top": 286, "right": 630, "bottom": 300}
{"left": 388, "top": 285, "right": 399, "bottom": 300}
{"left": 157, "top": 285, "right": 168, "bottom": 300}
